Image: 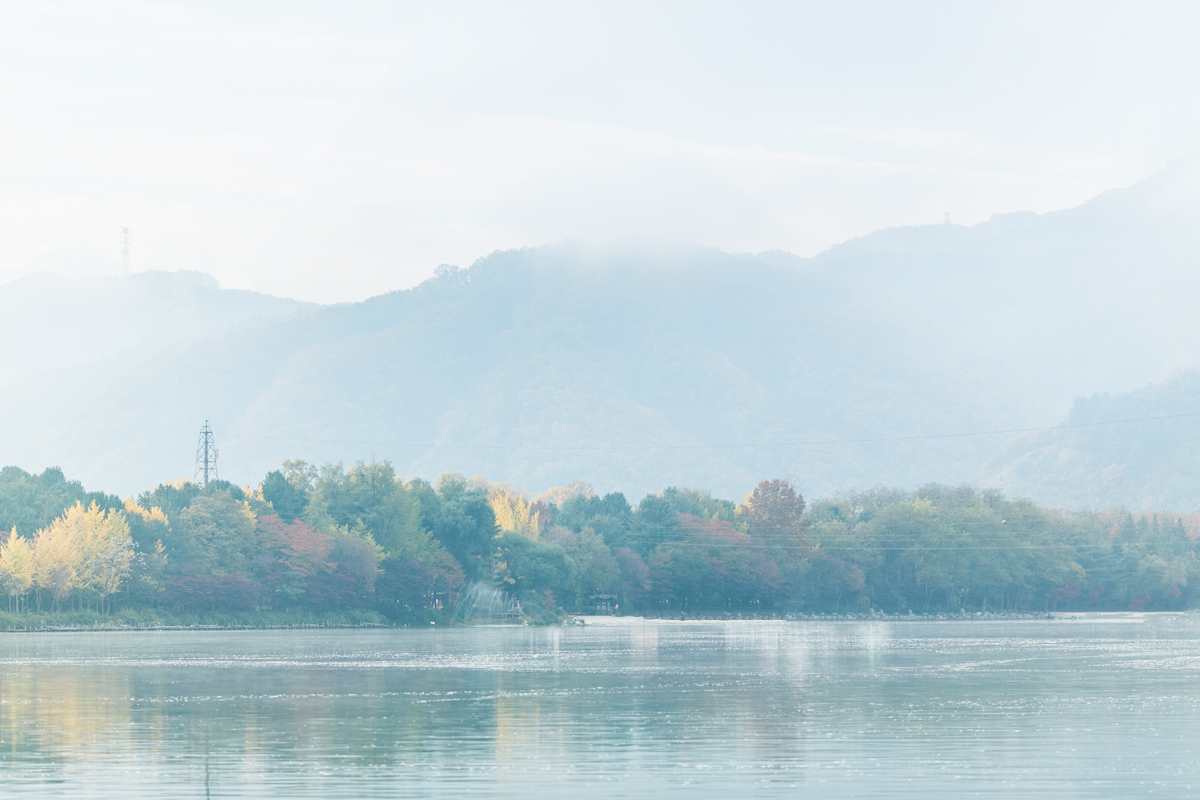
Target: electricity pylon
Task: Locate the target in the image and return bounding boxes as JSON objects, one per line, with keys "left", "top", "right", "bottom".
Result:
{"left": 195, "top": 420, "right": 218, "bottom": 486}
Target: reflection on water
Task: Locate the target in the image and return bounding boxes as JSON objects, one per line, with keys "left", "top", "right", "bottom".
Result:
{"left": 1, "top": 617, "right": 1199, "bottom": 797}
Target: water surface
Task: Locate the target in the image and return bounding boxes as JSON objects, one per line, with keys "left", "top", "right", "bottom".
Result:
{"left": 1, "top": 616, "right": 1197, "bottom": 797}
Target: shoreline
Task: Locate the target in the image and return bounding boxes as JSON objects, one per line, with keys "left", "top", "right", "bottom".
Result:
{"left": 575, "top": 611, "right": 1159, "bottom": 626}
{"left": 0, "top": 622, "right": 395, "bottom": 633}
{"left": 0, "top": 610, "right": 1176, "bottom": 633}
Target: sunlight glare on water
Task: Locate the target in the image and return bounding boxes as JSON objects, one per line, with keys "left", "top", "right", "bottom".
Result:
{"left": 0, "top": 617, "right": 1198, "bottom": 798}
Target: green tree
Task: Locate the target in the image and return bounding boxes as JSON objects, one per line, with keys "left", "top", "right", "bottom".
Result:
{"left": 626, "top": 494, "right": 680, "bottom": 556}
{"left": 416, "top": 474, "right": 499, "bottom": 582}
{"left": 137, "top": 479, "right": 201, "bottom": 523}
{"left": 553, "top": 491, "right": 632, "bottom": 550}
{"left": 543, "top": 525, "right": 620, "bottom": 604}
{"left": 0, "top": 466, "right": 120, "bottom": 536}
{"left": 494, "top": 531, "right": 576, "bottom": 598}
{"left": 306, "top": 461, "right": 422, "bottom": 552}
{"left": 262, "top": 470, "right": 307, "bottom": 521}
{"left": 170, "top": 491, "right": 257, "bottom": 574}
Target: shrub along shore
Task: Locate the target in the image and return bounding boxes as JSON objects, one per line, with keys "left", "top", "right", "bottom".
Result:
{"left": 0, "top": 608, "right": 1060, "bottom": 632}
{"left": 0, "top": 461, "right": 1196, "bottom": 627}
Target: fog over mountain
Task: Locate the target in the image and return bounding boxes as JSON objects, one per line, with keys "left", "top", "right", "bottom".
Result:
{"left": 0, "top": 270, "right": 312, "bottom": 389}
{"left": 5, "top": 160, "right": 1200, "bottom": 508}
{"left": 983, "top": 374, "right": 1200, "bottom": 511}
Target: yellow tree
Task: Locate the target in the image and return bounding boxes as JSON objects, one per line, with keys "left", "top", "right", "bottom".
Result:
{"left": 490, "top": 490, "right": 541, "bottom": 539}
{"left": 0, "top": 529, "right": 34, "bottom": 613}
{"left": 83, "top": 508, "right": 134, "bottom": 611}
{"left": 123, "top": 498, "right": 169, "bottom": 528}
{"left": 33, "top": 518, "right": 81, "bottom": 611}
{"left": 33, "top": 502, "right": 134, "bottom": 613}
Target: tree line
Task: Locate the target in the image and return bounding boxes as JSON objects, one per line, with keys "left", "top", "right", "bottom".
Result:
{"left": 0, "top": 463, "right": 1196, "bottom": 621}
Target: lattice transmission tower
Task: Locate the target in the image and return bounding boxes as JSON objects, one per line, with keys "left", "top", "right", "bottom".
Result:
{"left": 195, "top": 420, "right": 218, "bottom": 486}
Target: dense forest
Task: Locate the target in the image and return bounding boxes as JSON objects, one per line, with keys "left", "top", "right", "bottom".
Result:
{"left": 0, "top": 462, "right": 1196, "bottom": 625}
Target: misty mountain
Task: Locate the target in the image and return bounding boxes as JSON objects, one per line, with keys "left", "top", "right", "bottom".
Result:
{"left": 983, "top": 372, "right": 1200, "bottom": 511}
{"left": 805, "top": 157, "right": 1200, "bottom": 414}
{"left": 14, "top": 244, "right": 1019, "bottom": 499}
{"left": 0, "top": 270, "right": 313, "bottom": 492}
{"left": 5, "top": 160, "right": 1200, "bottom": 505}
{"left": 0, "top": 270, "right": 313, "bottom": 388}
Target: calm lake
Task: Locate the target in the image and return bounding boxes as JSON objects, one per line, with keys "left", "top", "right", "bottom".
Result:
{"left": 1, "top": 616, "right": 1197, "bottom": 798}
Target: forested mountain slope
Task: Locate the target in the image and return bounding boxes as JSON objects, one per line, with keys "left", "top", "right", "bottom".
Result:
{"left": 5, "top": 159, "right": 1200, "bottom": 504}
{"left": 806, "top": 157, "right": 1200, "bottom": 415}
{"left": 24, "top": 244, "right": 1019, "bottom": 498}
{"left": 983, "top": 372, "right": 1200, "bottom": 511}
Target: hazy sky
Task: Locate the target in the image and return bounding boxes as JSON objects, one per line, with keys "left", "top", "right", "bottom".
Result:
{"left": 2, "top": 1, "right": 1198, "bottom": 302}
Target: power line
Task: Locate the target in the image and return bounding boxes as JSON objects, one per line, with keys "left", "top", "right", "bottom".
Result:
{"left": 217, "top": 410, "right": 1200, "bottom": 453}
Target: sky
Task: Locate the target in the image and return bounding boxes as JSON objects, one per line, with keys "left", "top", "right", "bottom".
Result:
{"left": 1, "top": 1, "right": 1198, "bottom": 303}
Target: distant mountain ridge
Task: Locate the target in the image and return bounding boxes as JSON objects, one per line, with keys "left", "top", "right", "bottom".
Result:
{"left": 0, "top": 270, "right": 314, "bottom": 388}
{"left": 5, "top": 159, "right": 1200, "bottom": 507}
{"left": 983, "top": 372, "right": 1200, "bottom": 511}
{"left": 0, "top": 270, "right": 315, "bottom": 493}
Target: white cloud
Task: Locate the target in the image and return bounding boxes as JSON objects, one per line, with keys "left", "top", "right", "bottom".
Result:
{"left": 0, "top": 1, "right": 1195, "bottom": 300}
{"left": 249, "top": 110, "right": 1115, "bottom": 301}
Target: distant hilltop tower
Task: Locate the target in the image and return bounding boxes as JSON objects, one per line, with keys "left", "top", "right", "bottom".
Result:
{"left": 121, "top": 227, "right": 131, "bottom": 276}
{"left": 195, "top": 420, "right": 218, "bottom": 486}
